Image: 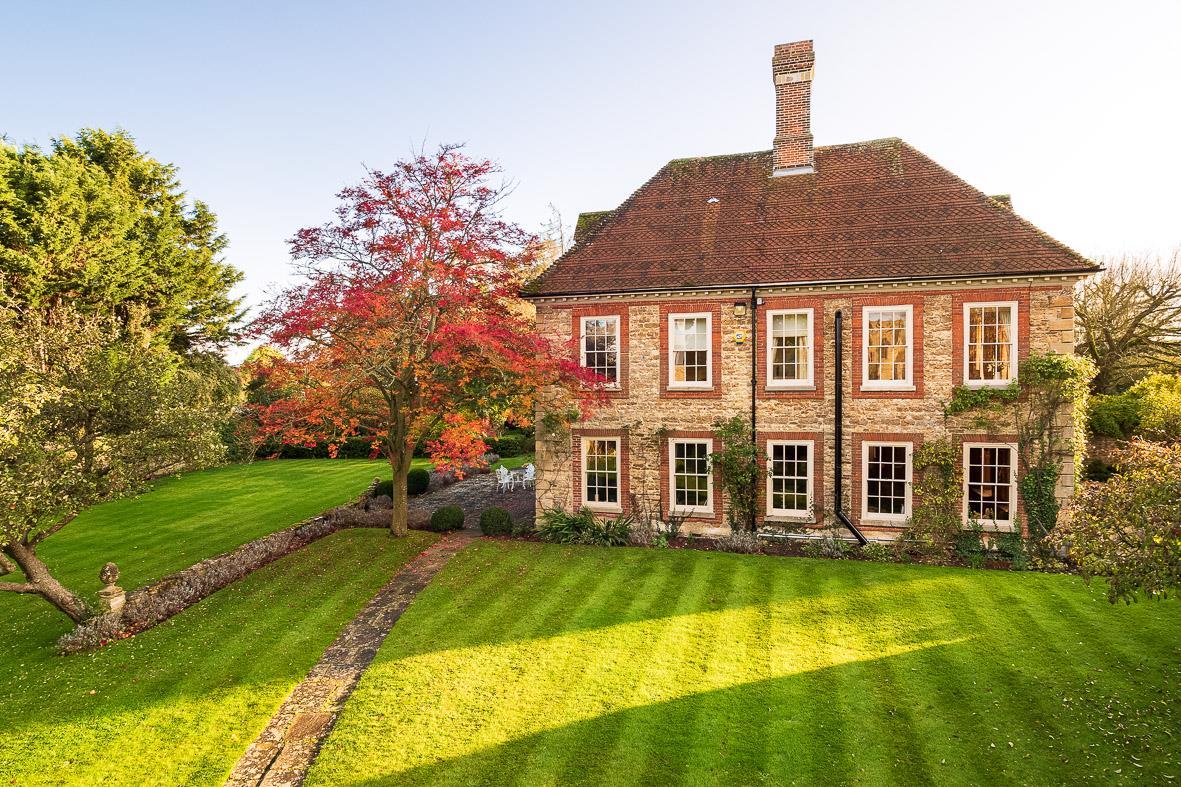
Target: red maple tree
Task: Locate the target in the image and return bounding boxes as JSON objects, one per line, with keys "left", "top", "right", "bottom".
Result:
{"left": 254, "top": 145, "right": 598, "bottom": 535}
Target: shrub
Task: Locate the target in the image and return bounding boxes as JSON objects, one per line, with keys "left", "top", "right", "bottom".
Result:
{"left": 801, "top": 529, "right": 853, "bottom": 559}
{"left": 1084, "top": 458, "right": 1116, "bottom": 483}
{"left": 479, "top": 506, "right": 514, "bottom": 536}
{"left": 860, "top": 541, "right": 895, "bottom": 562}
{"left": 715, "top": 530, "right": 761, "bottom": 554}
{"left": 372, "top": 479, "right": 394, "bottom": 498}
{"left": 488, "top": 432, "right": 529, "bottom": 457}
{"left": 994, "top": 531, "right": 1029, "bottom": 570}
{"left": 954, "top": 519, "right": 987, "bottom": 568}
{"left": 1054, "top": 439, "right": 1181, "bottom": 602}
{"left": 1132, "top": 373, "right": 1181, "bottom": 442}
{"left": 428, "top": 505, "right": 466, "bottom": 532}
{"left": 407, "top": 467, "right": 431, "bottom": 496}
{"left": 536, "top": 508, "right": 630, "bottom": 546}
{"left": 1089, "top": 391, "right": 1143, "bottom": 438}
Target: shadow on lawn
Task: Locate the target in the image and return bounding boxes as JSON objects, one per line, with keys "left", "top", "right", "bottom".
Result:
{"left": 335, "top": 641, "right": 1007, "bottom": 787}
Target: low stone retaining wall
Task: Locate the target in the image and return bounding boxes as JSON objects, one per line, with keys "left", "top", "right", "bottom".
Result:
{"left": 56, "top": 467, "right": 502, "bottom": 654}
{"left": 57, "top": 481, "right": 388, "bottom": 654}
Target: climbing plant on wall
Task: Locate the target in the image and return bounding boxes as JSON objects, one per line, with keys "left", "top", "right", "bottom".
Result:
{"left": 944, "top": 352, "right": 1095, "bottom": 542}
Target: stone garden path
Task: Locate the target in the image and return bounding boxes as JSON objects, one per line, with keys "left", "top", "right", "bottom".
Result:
{"left": 408, "top": 470, "right": 536, "bottom": 530}
{"left": 226, "top": 529, "right": 477, "bottom": 787}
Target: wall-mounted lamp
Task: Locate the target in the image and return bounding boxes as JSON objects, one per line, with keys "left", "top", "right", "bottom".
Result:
{"left": 733, "top": 302, "right": 748, "bottom": 318}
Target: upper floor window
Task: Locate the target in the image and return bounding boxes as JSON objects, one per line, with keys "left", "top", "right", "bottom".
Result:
{"left": 582, "top": 437, "right": 621, "bottom": 511}
{"left": 580, "top": 316, "right": 620, "bottom": 388}
{"left": 862, "top": 441, "right": 912, "bottom": 521}
{"left": 670, "top": 438, "right": 713, "bottom": 515}
{"left": 767, "top": 309, "right": 814, "bottom": 387}
{"left": 964, "top": 443, "right": 1016, "bottom": 526}
{"left": 964, "top": 302, "right": 1017, "bottom": 386}
{"left": 669, "top": 313, "right": 712, "bottom": 388}
{"left": 767, "top": 440, "right": 813, "bottom": 518}
{"left": 863, "top": 306, "right": 913, "bottom": 389}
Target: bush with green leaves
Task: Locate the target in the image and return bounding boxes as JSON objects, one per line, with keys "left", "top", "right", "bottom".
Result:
{"left": 1054, "top": 439, "right": 1181, "bottom": 602}
{"left": 536, "top": 508, "right": 631, "bottom": 546}
{"left": 407, "top": 467, "right": 431, "bottom": 496}
{"left": 954, "top": 519, "right": 987, "bottom": 568}
{"left": 428, "top": 505, "right": 466, "bottom": 532}
{"left": 715, "top": 530, "right": 761, "bottom": 554}
{"left": 860, "top": 541, "right": 895, "bottom": 562}
{"left": 478, "top": 507, "right": 514, "bottom": 536}
{"left": 801, "top": 529, "right": 853, "bottom": 559}
{"left": 994, "top": 531, "right": 1029, "bottom": 570}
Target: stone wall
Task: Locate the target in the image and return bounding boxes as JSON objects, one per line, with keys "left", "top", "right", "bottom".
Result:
{"left": 535, "top": 277, "right": 1081, "bottom": 539}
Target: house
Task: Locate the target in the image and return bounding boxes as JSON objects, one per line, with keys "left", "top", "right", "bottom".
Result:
{"left": 524, "top": 41, "right": 1097, "bottom": 541}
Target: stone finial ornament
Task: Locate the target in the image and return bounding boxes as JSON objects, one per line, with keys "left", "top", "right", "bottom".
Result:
{"left": 97, "top": 562, "right": 125, "bottom": 614}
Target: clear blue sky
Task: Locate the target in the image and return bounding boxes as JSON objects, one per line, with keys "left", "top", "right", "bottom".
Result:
{"left": 5, "top": 0, "right": 1180, "bottom": 322}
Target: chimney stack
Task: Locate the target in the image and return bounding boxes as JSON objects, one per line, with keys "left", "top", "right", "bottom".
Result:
{"left": 771, "top": 40, "right": 815, "bottom": 176}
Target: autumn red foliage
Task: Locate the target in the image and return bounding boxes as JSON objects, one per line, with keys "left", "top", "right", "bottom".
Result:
{"left": 253, "top": 145, "right": 598, "bottom": 534}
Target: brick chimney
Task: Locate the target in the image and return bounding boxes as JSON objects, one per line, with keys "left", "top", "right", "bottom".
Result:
{"left": 771, "top": 40, "right": 815, "bottom": 177}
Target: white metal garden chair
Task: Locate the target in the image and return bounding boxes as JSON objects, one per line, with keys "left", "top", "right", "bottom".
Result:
{"left": 522, "top": 463, "right": 536, "bottom": 488}
{"left": 495, "top": 465, "right": 515, "bottom": 493}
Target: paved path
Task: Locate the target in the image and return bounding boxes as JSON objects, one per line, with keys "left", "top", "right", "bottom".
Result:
{"left": 226, "top": 530, "right": 477, "bottom": 787}
{"left": 408, "top": 471, "right": 535, "bottom": 530}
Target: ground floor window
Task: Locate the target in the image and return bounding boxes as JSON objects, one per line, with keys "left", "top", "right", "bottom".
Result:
{"left": 767, "top": 440, "right": 812, "bottom": 517}
{"left": 862, "top": 441, "right": 911, "bottom": 521}
{"left": 964, "top": 443, "right": 1016, "bottom": 526}
{"left": 670, "top": 439, "right": 713, "bottom": 515}
{"left": 582, "top": 437, "right": 620, "bottom": 510}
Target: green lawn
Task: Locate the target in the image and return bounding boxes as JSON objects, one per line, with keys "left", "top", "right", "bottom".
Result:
{"left": 0, "top": 459, "right": 436, "bottom": 785}
{"left": 309, "top": 541, "right": 1181, "bottom": 786}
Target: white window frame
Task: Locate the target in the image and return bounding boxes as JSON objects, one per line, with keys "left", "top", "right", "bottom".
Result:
{"left": 579, "top": 315, "right": 622, "bottom": 390}
{"left": 765, "top": 439, "right": 814, "bottom": 520}
{"left": 765, "top": 308, "right": 815, "bottom": 389}
{"left": 962, "top": 441, "right": 1019, "bottom": 529}
{"left": 861, "top": 304, "right": 914, "bottom": 391}
{"left": 667, "top": 312, "right": 713, "bottom": 390}
{"left": 668, "top": 438, "right": 714, "bottom": 516}
{"left": 581, "top": 436, "right": 622, "bottom": 513}
{"left": 962, "top": 301, "right": 1019, "bottom": 388}
{"left": 861, "top": 441, "right": 913, "bottom": 523}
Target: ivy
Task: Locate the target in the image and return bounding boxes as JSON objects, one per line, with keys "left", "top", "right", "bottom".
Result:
{"left": 944, "top": 351, "right": 1095, "bottom": 545}
{"left": 944, "top": 381, "right": 1020, "bottom": 417}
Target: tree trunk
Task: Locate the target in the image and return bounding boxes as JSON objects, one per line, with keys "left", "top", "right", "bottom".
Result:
{"left": 389, "top": 450, "right": 413, "bottom": 537}
{"left": 2, "top": 541, "right": 90, "bottom": 623}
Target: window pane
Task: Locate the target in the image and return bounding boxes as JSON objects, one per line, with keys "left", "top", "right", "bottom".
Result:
{"left": 769, "top": 443, "right": 810, "bottom": 513}
{"left": 967, "top": 305, "right": 1015, "bottom": 382}
{"left": 770, "top": 313, "right": 810, "bottom": 383}
{"left": 584, "top": 439, "right": 619, "bottom": 504}
{"left": 672, "top": 317, "right": 710, "bottom": 384}
{"left": 673, "top": 441, "right": 711, "bottom": 509}
{"left": 965, "top": 445, "right": 1013, "bottom": 523}
{"left": 866, "top": 444, "right": 908, "bottom": 517}
{"left": 866, "top": 309, "right": 909, "bottom": 384}
{"left": 582, "top": 317, "right": 619, "bottom": 384}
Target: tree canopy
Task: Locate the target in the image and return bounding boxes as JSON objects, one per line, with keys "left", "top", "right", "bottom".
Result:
{"left": 254, "top": 145, "right": 597, "bottom": 535}
{"left": 0, "top": 128, "right": 243, "bottom": 350}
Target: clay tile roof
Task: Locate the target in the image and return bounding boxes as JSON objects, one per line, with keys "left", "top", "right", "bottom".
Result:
{"left": 527, "top": 138, "right": 1097, "bottom": 297}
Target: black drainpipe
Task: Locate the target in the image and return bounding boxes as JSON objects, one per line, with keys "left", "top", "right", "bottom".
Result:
{"left": 749, "top": 287, "right": 759, "bottom": 533}
{"left": 833, "top": 309, "right": 868, "bottom": 545}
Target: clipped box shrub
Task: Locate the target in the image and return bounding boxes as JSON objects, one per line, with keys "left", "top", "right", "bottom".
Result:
{"left": 429, "top": 505, "right": 466, "bottom": 532}
{"left": 407, "top": 467, "right": 431, "bottom": 496}
{"left": 479, "top": 506, "right": 514, "bottom": 536}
